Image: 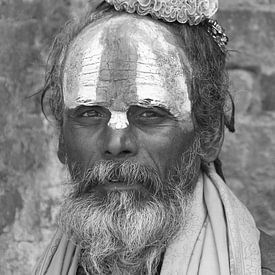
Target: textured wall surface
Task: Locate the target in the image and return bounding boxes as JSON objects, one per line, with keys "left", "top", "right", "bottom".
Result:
{"left": 218, "top": 0, "right": 275, "bottom": 237}
{"left": 0, "top": 0, "right": 274, "bottom": 274}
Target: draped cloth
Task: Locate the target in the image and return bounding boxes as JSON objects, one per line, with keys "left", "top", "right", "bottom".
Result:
{"left": 160, "top": 165, "right": 261, "bottom": 275}
{"left": 33, "top": 165, "right": 261, "bottom": 275}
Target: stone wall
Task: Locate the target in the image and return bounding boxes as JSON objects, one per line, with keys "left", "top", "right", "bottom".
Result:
{"left": 0, "top": 0, "right": 274, "bottom": 274}
{"left": 218, "top": 0, "right": 275, "bottom": 237}
{"left": 0, "top": 1, "right": 70, "bottom": 273}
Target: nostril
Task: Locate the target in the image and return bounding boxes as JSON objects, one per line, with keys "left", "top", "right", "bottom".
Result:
{"left": 122, "top": 150, "right": 134, "bottom": 158}
{"left": 121, "top": 150, "right": 131, "bottom": 155}
{"left": 104, "top": 129, "right": 138, "bottom": 158}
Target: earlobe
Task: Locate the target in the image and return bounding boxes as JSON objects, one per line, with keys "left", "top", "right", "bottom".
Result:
{"left": 57, "top": 133, "right": 66, "bottom": 164}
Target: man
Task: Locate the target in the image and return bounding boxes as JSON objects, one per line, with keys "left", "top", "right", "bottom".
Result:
{"left": 35, "top": 0, "right": 275, "bottom": 274}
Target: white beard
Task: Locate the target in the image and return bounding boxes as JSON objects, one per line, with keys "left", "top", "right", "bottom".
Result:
{"left": 58, "top": 185, "right": 193, "bottom": 274}
{"left": 58, "top": 140, "right": 200, "bottom": 274}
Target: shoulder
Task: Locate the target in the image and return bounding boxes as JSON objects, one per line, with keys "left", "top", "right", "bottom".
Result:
{"left": 260, "top": 230, "right": 275, "bottom": 274}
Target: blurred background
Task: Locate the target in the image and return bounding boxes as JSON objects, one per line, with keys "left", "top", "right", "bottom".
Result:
{"left": 0, "top": 0, "right": 274, "bottom": 274}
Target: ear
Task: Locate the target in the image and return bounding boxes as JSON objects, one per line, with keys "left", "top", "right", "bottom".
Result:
{"left": 199, "top": 116, "right": 225, "bottom": 163}
{"left": 57, "top": 133, "right": 66, "bottom": 164}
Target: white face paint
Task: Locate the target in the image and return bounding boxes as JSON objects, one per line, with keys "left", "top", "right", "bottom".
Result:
{"left": 63, "top": 14, "right": 193, "bottom": 130}
{"left": 107, "top": 111, "right": 128, "bottom": 130}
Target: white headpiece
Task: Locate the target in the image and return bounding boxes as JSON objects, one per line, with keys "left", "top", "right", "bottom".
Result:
{"left": 105, "top": 0, "right": 218, "bottom": 25}
{"left": 91, "top": 0, "right": 228, "bottom": 51}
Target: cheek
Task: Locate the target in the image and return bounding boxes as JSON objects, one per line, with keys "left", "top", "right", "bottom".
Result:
{"left": 139, "top": 127, "right": 195, "bottom": 173}
{"left": 62, "top": 125, "right": 102, "bottom": 165}
{"left": 162, "top": 131, "right": 194, "bottom": 161}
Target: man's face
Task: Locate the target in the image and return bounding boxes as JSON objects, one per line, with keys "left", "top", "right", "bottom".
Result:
{"left": 59, "top": 14, "right": 201, "bottom": 274}
{"left": 62, "top": 14, "right": 196, "bottom": 188}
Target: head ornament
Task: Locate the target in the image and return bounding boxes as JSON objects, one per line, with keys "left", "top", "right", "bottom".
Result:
{"left": 103, "top": 0, "right": 228, "bottom": 51}
{"left": 105, "top": 0, "right": 218, "bottom": 25}
{"left": 205, "top": 18, "right": 228, "bottom": 52}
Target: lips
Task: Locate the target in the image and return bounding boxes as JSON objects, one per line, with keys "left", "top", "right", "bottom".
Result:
{"left": 95, "top": 178, "right": 141, "bottom": 191}
{"left": 103, "top": 184, "right": 141, "bottom": 191}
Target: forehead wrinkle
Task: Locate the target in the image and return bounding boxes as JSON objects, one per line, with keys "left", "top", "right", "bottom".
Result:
{"left": 131, "top": 18, "right": 191, "bottom": 73}
{"left": 123, "top": 17, "right": 192, "bottom": 99}
{"left": 131, "top": 23, "right": 191, "bottom": 117}
{"left": 63, "top": 14, "right": 192, "bottom": 120}
{"left": 63, "top": 28, "right": 105, "bottom": 108}
{"left": 94, "top": 20, "right": 139, "bottom": 110}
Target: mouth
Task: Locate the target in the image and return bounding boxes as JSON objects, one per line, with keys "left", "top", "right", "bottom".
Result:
{"left": 99, "top": 178, "right": 141, "bottom": 191}
{"left": 100, "top": 183, "right": 141, "bottom": 191}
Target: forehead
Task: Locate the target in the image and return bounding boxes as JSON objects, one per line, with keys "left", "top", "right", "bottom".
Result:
{"left": 63, "top": 13, "right": 191, "bottom": 116}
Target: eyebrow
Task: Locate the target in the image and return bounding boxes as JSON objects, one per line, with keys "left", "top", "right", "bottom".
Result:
{"left": 135, "top": 98, "right": 173, "bottom": 112}
{"left": 135, "top": 101, "right": 171, "bottom": 112}
{"left": 74, "top": 98, "right": 171, "bottom": 108}
{"left": 70, "top": 99, "right": 177, "bottom": 116}
{"left": 75, "top": 98, "right": 111, "bottom": 107}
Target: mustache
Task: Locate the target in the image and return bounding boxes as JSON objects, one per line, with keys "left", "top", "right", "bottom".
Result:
{"left": 69, "top": 160, "right": 164, "bottom": 197}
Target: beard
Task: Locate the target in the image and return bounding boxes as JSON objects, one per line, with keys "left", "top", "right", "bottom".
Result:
{"left": 58, "top": 140, "right": 200, "bottom": 275}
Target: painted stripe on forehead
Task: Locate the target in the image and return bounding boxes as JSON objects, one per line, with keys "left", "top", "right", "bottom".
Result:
{"left": 63, "top": 29, "right": 104, "bottom": 108}
{"left": 95, "top": 21, "right": 138, "bottom": 111}
{"left": 63, "top": 15, "right": 192, "bottom": 124}
{"left": 136, "top": 41, "right": 165, "bottom": 100}
{"left": 135, "top": 34, "right": 191, "bottom": 117}
{"left": 97, "top": 22, "right": 138, "bottom": 129}
{"left": 108, "top": 111, "right": 129, "bottom": 129}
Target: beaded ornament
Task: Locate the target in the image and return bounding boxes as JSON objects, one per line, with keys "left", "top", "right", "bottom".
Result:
{"left": 204, "top": 19, "right": 228, "bottom": 52}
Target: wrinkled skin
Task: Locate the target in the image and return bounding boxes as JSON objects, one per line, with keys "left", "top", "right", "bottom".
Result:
{"left": 60, "top": 13, "right": 200, "bottom": 191}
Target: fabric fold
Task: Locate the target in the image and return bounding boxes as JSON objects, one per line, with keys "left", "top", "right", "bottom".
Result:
{"left": 33, "top": 231, "right": 80, "bottom": 275}
{"left": 161, "top": 165, "right": 261, "bottom": 275}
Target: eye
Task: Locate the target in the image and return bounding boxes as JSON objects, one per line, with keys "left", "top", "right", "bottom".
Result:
{"left": 139, "top": 110, "right": 163, "bottom": 118}
{"left": 130, "top": 107, "right": 169, "bottom": 125}
{"left": 127, "top": 106, "right": 174, "bottom": 126}
{"left": 81, "top": 109, "right": 103, "bottom": 118}
{"left": 68, "top": 106, "right": 109, "bottom": 122}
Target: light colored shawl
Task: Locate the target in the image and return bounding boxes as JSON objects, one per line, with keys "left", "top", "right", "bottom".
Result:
{"left": 33, "top": 165, "right": 261, "bottom": 274}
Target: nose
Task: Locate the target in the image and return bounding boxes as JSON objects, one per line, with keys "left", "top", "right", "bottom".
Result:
{"left": 103, "top": 127, "right": 138, "bottom": 159}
